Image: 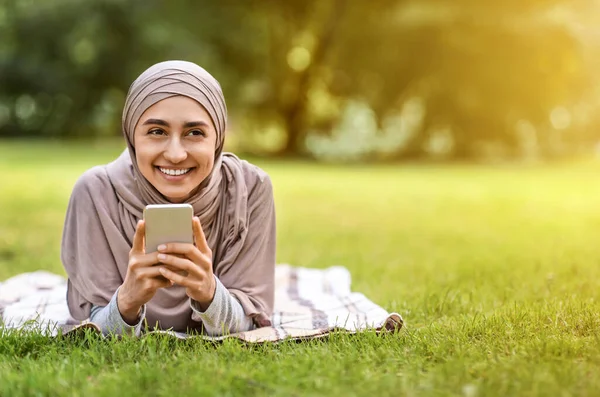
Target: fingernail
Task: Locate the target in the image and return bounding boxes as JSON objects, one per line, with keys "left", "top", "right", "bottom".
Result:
{"left": 157, "top": 253, "right": 166, "bottom": 261}
{"left": 157, "top": 244, "right": 166, "bottom": 251}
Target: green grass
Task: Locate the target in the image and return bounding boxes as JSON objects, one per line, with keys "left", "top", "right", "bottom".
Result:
{"left": 1, "top": 140, "right": 600, "bottom": 396}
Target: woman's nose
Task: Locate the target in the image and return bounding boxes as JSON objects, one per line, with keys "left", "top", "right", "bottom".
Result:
{"left": 163, "top": 139, "right": 187, "bottom": 163}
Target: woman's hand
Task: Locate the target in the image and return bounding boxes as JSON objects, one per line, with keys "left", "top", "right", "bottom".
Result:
{"left": 118, "top": 220, "right": 172, "bottom": 324}
{"left": 156, "top": 217, "right": 216, "bottom": 311}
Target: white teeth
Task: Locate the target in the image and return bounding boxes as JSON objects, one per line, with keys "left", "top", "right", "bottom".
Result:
{"left": 159, "top": 167, "right": 191, "bottom": 176}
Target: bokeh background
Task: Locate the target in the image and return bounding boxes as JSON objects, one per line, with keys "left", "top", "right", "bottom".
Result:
{"left": 2, "top": 0, "right": 600, "bottom": 162}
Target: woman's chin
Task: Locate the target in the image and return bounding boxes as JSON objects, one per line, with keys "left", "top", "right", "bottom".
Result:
{"left": 159, "top": 188, "right": 193, "bottom": 203}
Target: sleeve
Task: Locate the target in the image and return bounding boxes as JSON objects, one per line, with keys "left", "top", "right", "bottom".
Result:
{"left": 89, "top": 287, "right": 146, "bottom": 337}
{"left": 190, "top": 275, "right": 254, "bottom": 336}
{"left": 214, "top": 170, "right": 276, "bottom": 328}
{"left": 61, "top": 166, "right": 128, "bottom": 321}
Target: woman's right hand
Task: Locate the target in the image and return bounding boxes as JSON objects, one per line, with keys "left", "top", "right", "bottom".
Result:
{"left": 117, "top": 220, "right": 172, "bottom": 324}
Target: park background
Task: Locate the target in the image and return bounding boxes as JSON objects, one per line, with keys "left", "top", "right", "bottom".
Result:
{"left": 1, "top": 1, "right": 600, "bottom": 396}
{"left": 4, "top": 0, "right": 600, "bottom": 161}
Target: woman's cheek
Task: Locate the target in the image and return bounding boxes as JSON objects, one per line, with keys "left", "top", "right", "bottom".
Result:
{"left": 199, "top": 149, "right": 214, "bottom": 171}
{"left": 204, "top": 157, "right": 214, "bottom": 172}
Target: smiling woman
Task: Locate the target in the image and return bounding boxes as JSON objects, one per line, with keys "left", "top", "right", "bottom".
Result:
{"left": 60, "top": 61, "right": 276, "bottom": 336}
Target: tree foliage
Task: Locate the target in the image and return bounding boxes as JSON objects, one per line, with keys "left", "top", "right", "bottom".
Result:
{"left": 0, "top": 0, "right": 596, "bottom": 160}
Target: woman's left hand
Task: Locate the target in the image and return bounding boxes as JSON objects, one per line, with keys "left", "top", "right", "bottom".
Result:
{"left": 156, "top": 216, "right": 216, "bottom": 310}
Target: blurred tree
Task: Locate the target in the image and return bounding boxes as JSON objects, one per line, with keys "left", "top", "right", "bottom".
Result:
{"left": 317, "top": 0, "right": 588, "bottom": 159}
{"left": 0, "top": 0, "right": 595, "bottom": 161}
{"left": 249, "top": 0, "right": 350, "bottom": 156}
{"left": 0, "top": 0, "right": 146, "bottom": 138}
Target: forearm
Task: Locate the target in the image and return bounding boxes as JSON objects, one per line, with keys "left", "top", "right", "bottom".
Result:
{"left": 89, "top": 287, "right": 146, "bottom": 337}
{"left": 190, "top": 276, "right": 254, "bottom": 336}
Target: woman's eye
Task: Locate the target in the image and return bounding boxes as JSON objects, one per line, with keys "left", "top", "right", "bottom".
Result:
{"left": 148, "top": 129, "right": 165, "bottom": 136}
{"left": 187, "top": 129, "right": 206, "bottom": 137}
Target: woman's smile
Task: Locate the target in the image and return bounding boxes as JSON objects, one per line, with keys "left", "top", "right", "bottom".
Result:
{"left": 156, "top": 166, "right": 196, "bottom": 180}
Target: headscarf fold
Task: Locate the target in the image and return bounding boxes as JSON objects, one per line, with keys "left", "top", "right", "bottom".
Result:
{"left": 61, "top": 61, "right": 275, "bottom": 331}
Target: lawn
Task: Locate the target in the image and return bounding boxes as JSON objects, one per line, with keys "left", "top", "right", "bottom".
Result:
{"left": 1, "top": 140, "right": 600, "bottom": 396}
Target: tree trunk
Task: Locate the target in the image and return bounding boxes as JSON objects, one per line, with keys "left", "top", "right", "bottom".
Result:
{"left": 276, "top": 0, "right": 347, "bottom": 157}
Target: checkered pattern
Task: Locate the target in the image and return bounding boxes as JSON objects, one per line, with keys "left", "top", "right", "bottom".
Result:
{"left": 0, "top": 265, "right": 403, "bottom": 342}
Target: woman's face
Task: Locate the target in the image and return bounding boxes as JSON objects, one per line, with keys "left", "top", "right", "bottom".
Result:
{"left": 134, "top": 95, "right": 218, "bottom": 203}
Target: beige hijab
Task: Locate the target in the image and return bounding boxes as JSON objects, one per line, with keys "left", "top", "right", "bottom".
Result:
{"left": 61, "top": 61, "right": 275, "bottom": 331}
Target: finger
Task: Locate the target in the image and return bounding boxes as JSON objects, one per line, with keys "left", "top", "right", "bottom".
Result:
{"left": 157, "top": 243, "right": 210, "bottom": 270}
{"left": 137, "top": 265, "right": 179, "bottom": 287}
{"left": 158, "top": 243, "right": 195, "bottom": 256}
{"left": 135, "top": 264, "right": 169, "bottom": 278}
{"left": 130, "top": 251, "right": 161, "bottom": 268}
{"left": 130, "top": 220, "right": 146, "bottom": 255}
{"left": 156, "top": 253, "right": 196, "bottom": 277}
{"left": 150, "top": 276, "right": 174, "bottom": 289}
{"left": 193, "top": 217, "right": 211, "bottom": 256}
{"left": 136, "top": 267, "right": 174, "bottom": 289}
{"left": 159, "top": 267, "right": 194, "bottom": 288}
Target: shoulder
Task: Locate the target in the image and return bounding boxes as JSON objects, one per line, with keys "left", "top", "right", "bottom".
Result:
{"left": 70, "top": 165, "right": 114, "bottom": 201}
{"left": 238, "top": 159, "right": 273, "bottom": 198}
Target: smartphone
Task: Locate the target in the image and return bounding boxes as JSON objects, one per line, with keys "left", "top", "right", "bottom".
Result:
{"left": 143, "top": 204, "right": 194, "bottom": 253}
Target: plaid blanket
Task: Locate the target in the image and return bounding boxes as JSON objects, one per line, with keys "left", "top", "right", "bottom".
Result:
{"left": 0, "top": 265, "right": 403, "bottom": 342}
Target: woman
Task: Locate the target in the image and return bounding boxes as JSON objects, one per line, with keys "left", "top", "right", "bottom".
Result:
{"left": 61, "top": 60, "right": 276, "bottom": 336}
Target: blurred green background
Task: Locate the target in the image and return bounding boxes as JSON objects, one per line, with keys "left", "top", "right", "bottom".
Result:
{"left": 2, "top": 0, "right": 600, "bottom": 162}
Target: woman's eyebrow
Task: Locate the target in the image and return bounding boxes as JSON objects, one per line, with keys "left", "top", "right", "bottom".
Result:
{"left": 142, "top": 118, "right": 169, "bottom": 127}
{"left": 183, "top": 121, "right": 209, "bottom": 129}
{"left": 141, "top": 119, "right": 209, "bottom": 129}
